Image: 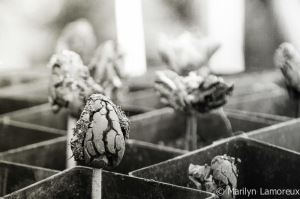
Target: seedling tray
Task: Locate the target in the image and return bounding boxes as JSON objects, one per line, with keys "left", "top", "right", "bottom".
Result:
{"left": 130, "top": 137, "right": 300, "bottom": 199}
{"left": 3, "top": 166, "right": 214, "bottom": 199}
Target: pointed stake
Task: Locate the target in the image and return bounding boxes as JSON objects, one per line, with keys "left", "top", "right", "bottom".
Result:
{"left": 92, "top": 168, "right": 102, "bottom": 199}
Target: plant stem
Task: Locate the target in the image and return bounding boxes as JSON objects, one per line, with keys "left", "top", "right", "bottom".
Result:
{"left": 67, "top": 115, "right": 77, "bottom": 168}
{"left": 218, "top": 108, "right": 234, "bottom": 136}
{"left": 185, "top": 110, "right": 198, "bottom": 151}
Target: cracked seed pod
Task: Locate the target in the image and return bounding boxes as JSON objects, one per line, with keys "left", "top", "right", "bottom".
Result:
{"left": 154, "top": 70, "right": 233, "bottom": 113}
{"left": 56, "top": 18, "right": 97, "bottom": 64}
{"left": 48, "top": 50, "right": 103, "bottom": 118}
{"left": 188, "top": 155, "right": 239, "bottom": 199}
{"left": 70, "top": 94, "right": 130, "bottom": 168}
{"left": 188, "top": 164, "right": 215, "bottom": 191}
{"left": 211, "top": 155, "right": 238, "bottom": 192}
{"left": 88, "top": 40, "right": 125, "bottom": 100}
{"left": 274, "top": 42, "right": 300, "bottom": 92}
{"left": 159, "top": 31, "right": 220, "bottom": 76}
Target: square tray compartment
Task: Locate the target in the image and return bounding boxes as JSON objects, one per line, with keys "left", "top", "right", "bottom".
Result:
{"left": 3, "top": 103, "right": 153, "bottom": 131}
{"left": 130, "top": 137, "right": 300, "bottom": 197}
{"left": 3, "top": 166, "right": 214, "bottom": 199}
{"left": 129, "top": 107, "right": 290, "bottom": 150}
{"left": 0, "top": 136, "right": 187, "bottom": 174}
{"left": 0, "top": 119, "right": 64, "bottom": 152}
{"left": 248, "top": 118, "right": 300, "bottom": 153}
{"left": 0, "top": 160, "right": 58, "bottom": 197}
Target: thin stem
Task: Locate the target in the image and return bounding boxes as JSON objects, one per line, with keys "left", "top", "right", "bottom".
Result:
{"left": 218, "top": 108, "right": 234, "bottom": 137}
{"left": 185, "top": 110, "right": 198, "bottom": 151}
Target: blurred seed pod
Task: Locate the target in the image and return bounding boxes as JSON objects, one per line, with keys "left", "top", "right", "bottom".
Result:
{"left": 48, "top": 50, "right": 103, "bottom": 117}
{"left": 88, "top": 40, "right": 126, "bottom": 100}
{"left": 158, "top": 31, "right": 221, "bottom": 76}
{"left": 70, "top": 94, "right": 130, "bottom": 168}
{"left": 188, "top": 155, "right": 239, "bottom": 199}
{"left": 56, "top": 18, "right": 97, "bottom": 64}
{"left": 211, "top": 155, "right": 238, "bottom": 191}
{"left": 154, "top": 70, "right": 233, "bottom": 113}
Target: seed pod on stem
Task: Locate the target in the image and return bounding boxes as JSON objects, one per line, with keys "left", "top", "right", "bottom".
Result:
{"left": 154, "top": 70, "right": 233, "bottom": 150}
{"left": 48, "top": 50, "right": 103, "bottom": 168}
{"left": 70, "top": 94, "right": 130, "bottom": 168}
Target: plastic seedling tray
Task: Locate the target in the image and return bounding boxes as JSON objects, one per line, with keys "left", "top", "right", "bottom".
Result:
{"left": 130, "top": 137, "right": 300, "bottom": 197}
{"left": 3, "top": 166, "right": 214, "bottom": 199}
{"left": 248, "top": 118, "right": 300, "bottom": 153}
{"left": 0, "top": 96, "right": 45, "bottom": 115}
{"left": 0, "top": 160, "right": 58, "bottom": 197}
{"left": 4, "top": 104, "right": 153, "bottom": 131}
{"left": 0, "top": 119, "right": 64, "bottom": 152}
{"left": 0, "top": 136, "right": 187, "bottom": 174}
{"left": 129, "top": 107, "right": 290, "bottom": 150}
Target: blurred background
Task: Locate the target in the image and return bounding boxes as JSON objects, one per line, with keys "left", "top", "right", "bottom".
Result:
{"left": 0, "top": 0, "right": 298, "bottom": 74}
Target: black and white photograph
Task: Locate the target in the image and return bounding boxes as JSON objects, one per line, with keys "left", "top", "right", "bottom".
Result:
{"left": 0, "top": 0, "right": 300, "bottom": 198}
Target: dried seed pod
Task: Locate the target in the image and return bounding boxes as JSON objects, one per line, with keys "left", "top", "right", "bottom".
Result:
{"left": 188, "top": 155, "right": 239, "bottom": 199}
{"left": 274, "top": 42, "right": 300, "bottom": 92}
{"left": 211, "top": 155, "right": 238, "bottom": 192}
{"left": 154, "top": 70, "right": 233, "bottom": 113}
{"left": 159, "top": 31, "right": 220, "bottom": 76}
{"left": 70, "top": 94, "right": 130, "bottom": 168}
{"left": 88, "top": 40, "right": 126, "bottom": 100}
{"left": 56, "top": 18, "right": 97, "bottom": 64}
{"left": 188, "top": 163, "right": 214, "bottom": 190}
{"left": 48, "top": 50, "right": 103, "bottom": 117}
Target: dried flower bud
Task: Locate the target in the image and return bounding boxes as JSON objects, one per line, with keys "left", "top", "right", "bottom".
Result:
{"left": 188, "top": 155, "right": 239, "bottom": 199}
{"left": 48, "top": 50, "right": 103, "bottom": 117}
{"left": 154, "top": 70, "right": 233, "bottom": 113}
{"left": 70, "top": 94, "right": 130, "bottom": 168}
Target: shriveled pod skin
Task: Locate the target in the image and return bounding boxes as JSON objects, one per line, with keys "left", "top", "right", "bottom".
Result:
{"left": 188, "top": 155, "right": 239, "bottom": 199}
{"left": 88, "top": 40, "right": 126, "bottom": 100}
{"left": 154, "top": 70, "right": 233, "bottom": 113}
{"left": 48, "top": 50, "right": 103, "bottom": 118}
{"left": 274, "top": 42, "right": 300, "bottom": 93}
{"left": 210, "top": 155, "right": 238, "bottom": 199}
{"left": 70, "top": 94, "right": 130, "bottom": 168}
{"left": 187, "top": 74, "right": 234, "bottom": 113}
{"left": 188, "top": 163, "right": 214, "bottom": 190}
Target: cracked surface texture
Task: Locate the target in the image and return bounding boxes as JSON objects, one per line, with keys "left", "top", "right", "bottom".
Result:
{"left": 154, "top": 70, "right": 234, "bottom": 113}
{"left": 70, "top": 94, "right": 130, "bottom": 168}
{"left": 48, "top": 50, "right": 103, "bottom": 118}
{"left": 188, "top": 155, "right": 238, "bottom": 199}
